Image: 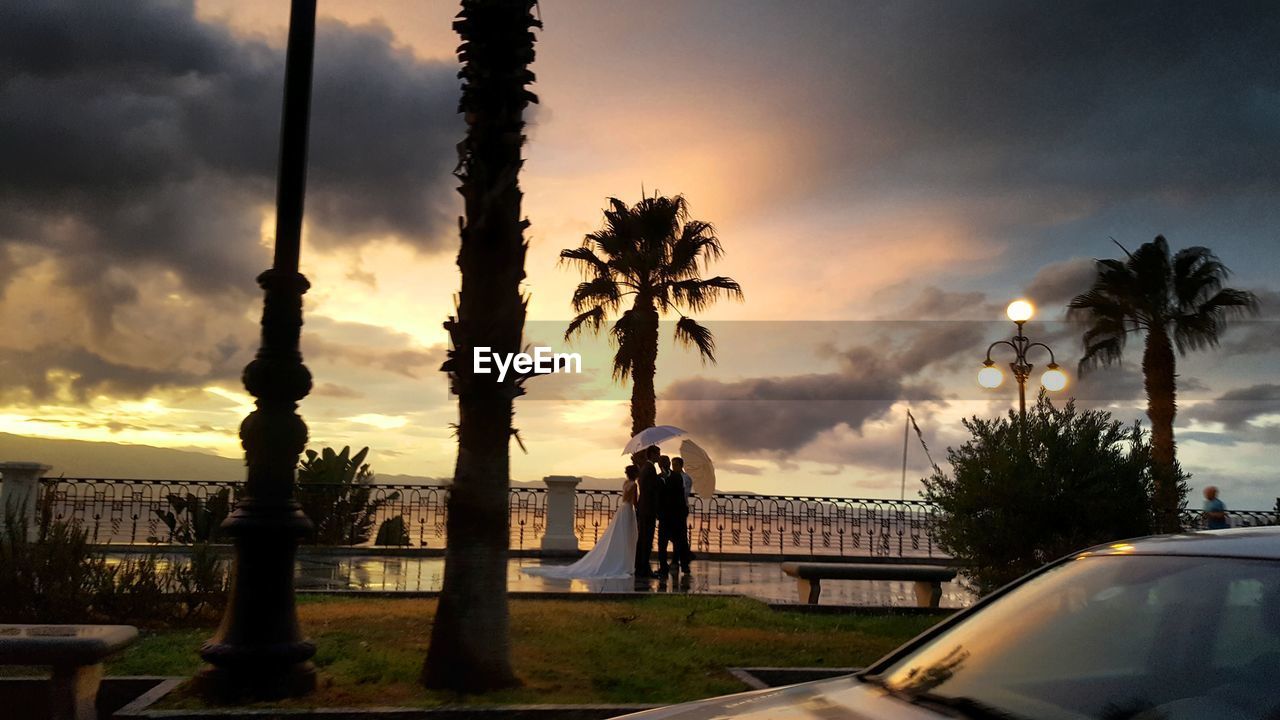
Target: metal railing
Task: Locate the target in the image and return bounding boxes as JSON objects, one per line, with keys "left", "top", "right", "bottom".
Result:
{"left": 689, "top": 494, "right": 938, "bottom": 558}
{"left": 35, "top": 477, "right": 1280, "bottom": 558}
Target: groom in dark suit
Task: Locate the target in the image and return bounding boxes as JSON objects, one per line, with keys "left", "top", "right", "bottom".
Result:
{"left": 656, "top": 455, "right": 692, "bottom": 574}
{"left": 633, "top": 446, "right": 662, "bottom": 578}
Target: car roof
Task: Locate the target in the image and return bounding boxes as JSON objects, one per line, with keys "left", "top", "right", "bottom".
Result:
{"left": 1080, "top": 527, "right": 1280, "bottom": 560}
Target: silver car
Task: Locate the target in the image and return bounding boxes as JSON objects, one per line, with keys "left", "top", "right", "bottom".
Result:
{"left": 621, "top": 527, "right": 1280, "bottom": 719}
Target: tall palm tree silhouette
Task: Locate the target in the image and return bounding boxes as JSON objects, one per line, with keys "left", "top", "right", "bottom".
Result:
{"left": 421, "top": 0, "right": 539, "bottom": 692}
{"left": 561, "top": 194, "right": 743, "bottom": 435}
{"left": 1069, "top": 236, "right": 1257, "bottom": 532}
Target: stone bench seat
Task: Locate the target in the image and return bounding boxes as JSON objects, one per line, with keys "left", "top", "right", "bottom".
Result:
{"left": 780, "top": 562, "right": 957, "bottom": 608}
{"left": 0, "top": 624, "right": 138, "bottom": 720}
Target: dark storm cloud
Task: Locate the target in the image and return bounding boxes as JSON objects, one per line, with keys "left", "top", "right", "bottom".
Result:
{"left": 0, "top": 345, "right": 229, "bottom": 402}
{"left": 0, "top": 0, "right": 459, "bottom": 300}
{"left": 826, "top": 1, "right": 1280, "bottom": 200}
{"left": 1022, "top": 259, "right": 1097, "bottom": 309}
{"left": 0, "top": 0, "right": 459, "bottom": 400}
{"left": 1185, "top": 384, "right": 1280, "bottom": 429}
{"left": 895, "top": 287, "right": 995, "bottom": 320}
{"left": 662, "top": 346, "right": 940, "bottom": 456}
{"left": 1220, "top": 290, "right": 1280, "bottom": 357}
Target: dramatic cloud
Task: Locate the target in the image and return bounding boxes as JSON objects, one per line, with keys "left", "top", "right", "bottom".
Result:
{"left": 1022, "top": 258, "right": 1097, "bottom": 309}
{"left": 662, "top": 345, "right": 940, "bottom": 456}
{"left": 803, "top": 1, "right": 1280, "bottom": 204}
{"left": 0, "top": 0, "right": 459, "bottom": 400}
{"left": 1186, "top": 384, "right": 1280, "bottom": 429}
{"left": 0, "top": 2, "right": 459, "bottom": 288}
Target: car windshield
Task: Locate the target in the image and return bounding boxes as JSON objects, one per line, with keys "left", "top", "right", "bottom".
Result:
{"left": 872, "top": 554, "right": 1280, "bottom": 720}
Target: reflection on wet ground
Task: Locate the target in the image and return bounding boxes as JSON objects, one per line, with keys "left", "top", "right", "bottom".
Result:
{"left": 292, "top": 554, "right": 974, "bottom": 608}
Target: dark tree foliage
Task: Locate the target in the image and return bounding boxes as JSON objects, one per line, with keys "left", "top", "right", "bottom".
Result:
{"left": 149, "top": 488, "right": 231, "bottom": 544}
{"left": 295, "top": 446, "right": 398, "bottom": 546}
{"left": 1069, "top": 236, "right": 1256, "bottom": 532}
{"left": 922, "top": 394, "right": 1186, "bottom": 595}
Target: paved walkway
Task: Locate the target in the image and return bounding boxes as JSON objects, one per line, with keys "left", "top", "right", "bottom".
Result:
{"left": 294, "top": 554, "right": 975, "bottom": 608}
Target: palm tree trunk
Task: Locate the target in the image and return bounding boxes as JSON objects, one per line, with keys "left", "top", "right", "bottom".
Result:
{"left": 629, "top": 299, "right": 660, "bottom": 436}
{"left": 1143, "top": 326, "right": 1180, "bottom": 533}
{"left": 421, "top": 0, "right": 537, "bottom": 692}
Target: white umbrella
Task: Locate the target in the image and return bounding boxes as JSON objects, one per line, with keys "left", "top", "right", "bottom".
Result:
{"left": 679, "top": 439, "right": 716, "bottom": 497}
{"left": 622, "top": 425, "right": 688, "bottom": 455}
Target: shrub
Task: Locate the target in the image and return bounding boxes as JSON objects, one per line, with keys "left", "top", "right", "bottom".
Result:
{"left": 0, "top": 505, "right": 227, "bottom": 625}
{"left": 922, "top": 394, "right": 1186, "bottom": 595}
{"left": 296, "top": 446, "right": 400, "bottom": 545}
{"left": 375, "top": 516, "right": 411, "bottom": 546}
{"left": 0, "top": 505, "right": 106, "bottom": 622}
{"left": 148, "top": 488, "right": 231, "bottom": 544}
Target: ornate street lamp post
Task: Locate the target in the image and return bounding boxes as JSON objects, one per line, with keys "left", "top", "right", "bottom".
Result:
{"left": 978, "top": 300, "right": 1067, "bottom": 427}
{"left": 196, "top": 0, "right": 318, "bottom": 701}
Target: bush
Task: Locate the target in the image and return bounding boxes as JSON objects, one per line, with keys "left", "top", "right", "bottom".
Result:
{"left": 374, "top": 516, "right": 411, "bottom": 546}
{"left": 0, "top": 505, "right": 106, "bottom": 622}
{"left": 922, "top": 394, "right": 1186, "bottom": 595}
{"left": 296, "top": 446, "right": 400, "bottom": 545}
{"left": 147, "top": 487, "right": 231, "bottom": 544}
{"left": 0, "top": 505, "right": 227, "bottom": 625}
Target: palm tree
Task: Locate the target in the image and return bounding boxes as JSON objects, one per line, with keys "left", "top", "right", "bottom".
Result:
{"left": 561, "top": 194, "right": 743, "bottom": 435}
{"left": 420, "top": 0, "right": 539, "bottom": 692}
{"left": 1068, "top": 236, "right": 1257, "bottom": 532}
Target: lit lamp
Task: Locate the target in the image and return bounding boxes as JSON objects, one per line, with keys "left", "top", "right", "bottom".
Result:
{"left": 1041, "top": 364, "right": 1068, "bottom": 392}
{"left": 980, "top": 298, "right": 1064, "bottom": 428}
{"left": 977, "top": 361, "right": 1003, "bottom": 388}
{"left": 1006, "top": 299, "right": 1034, "bottom": 323}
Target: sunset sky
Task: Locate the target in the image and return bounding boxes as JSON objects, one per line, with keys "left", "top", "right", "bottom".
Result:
{"left": 1, "top": 1, "right": 1277, "bottom": 504}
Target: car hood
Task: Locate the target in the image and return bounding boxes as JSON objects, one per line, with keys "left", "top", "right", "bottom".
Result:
{"left": 614, "top": 676, "right": 944, "bottom": 720}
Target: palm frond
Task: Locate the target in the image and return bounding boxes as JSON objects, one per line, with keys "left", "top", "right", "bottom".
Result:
{"left": 667, "top": 221, "right": 723, "bottom": 278}
{"left": 667, "top": 276, "right": 744, "bottom": 313}
{"left": 1172, "top": 246, "right": 1227, "bottom": 310}
{"left": 674, "top": 316, "right": 716, "bottom": 364}
{"left": 1173, "top": 288, "right": 1260, "bottom": 354}
{"left": 1078, "top": 336, "right": 1125, "bottom": 375}
{"left": 565, "top": 305, "right": 606, "bottom": 340}
{"left": 559, "top": 246, "right": 611, "bottom": 278}
{"left": 571, "top": 276, "right": 622, "bottom": 312}
{"left": 610, "top": 310, "right": 639, "bottom": 382}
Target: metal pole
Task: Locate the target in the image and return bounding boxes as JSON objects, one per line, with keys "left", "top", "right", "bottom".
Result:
{"left": 900, "top": 412, "right": 909, "bottom": 501}
{"left": 197, "top": 0, "right": 318, "bottom": 701}
{"left": 1018, "top": 375, "right": 1026, "bottom": 427}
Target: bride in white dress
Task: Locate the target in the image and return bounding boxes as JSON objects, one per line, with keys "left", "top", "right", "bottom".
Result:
{"left": 524, "top": 467, "right": 639, "bottom": 579}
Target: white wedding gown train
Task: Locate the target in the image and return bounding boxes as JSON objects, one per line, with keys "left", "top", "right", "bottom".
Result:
{"left": 523, "top": 503, "right": 639, "bottom": 579}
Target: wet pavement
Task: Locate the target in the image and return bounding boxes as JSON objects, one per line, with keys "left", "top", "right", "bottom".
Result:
{"left": 292, "top": 554, "right": 975, "bottom": 609}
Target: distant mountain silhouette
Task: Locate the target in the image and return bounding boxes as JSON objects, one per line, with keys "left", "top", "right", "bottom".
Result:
{"left": 0, "top": 433, "right": 244, "bottom": 480}
{"left": 0, "top": 434, "right": 650, "bottom": 490}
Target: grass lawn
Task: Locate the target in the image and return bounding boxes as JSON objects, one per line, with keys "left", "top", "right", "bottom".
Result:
{"left": 15, "top": 595, "right": 946, "bottom": 708}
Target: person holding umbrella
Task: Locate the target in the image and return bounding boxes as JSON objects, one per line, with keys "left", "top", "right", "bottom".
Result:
{"left": 633, "top": 445, "right": 662, "bottom": 578}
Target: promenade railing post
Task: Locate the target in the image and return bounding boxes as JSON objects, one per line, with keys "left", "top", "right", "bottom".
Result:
{"left": 540, "top": 476, "right": 582, "bottom": 554}
{"left": 0, "top": 462, "right": 51, "bottom": 541}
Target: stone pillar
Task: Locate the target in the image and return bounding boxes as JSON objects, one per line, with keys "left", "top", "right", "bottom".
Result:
{"left": 0, "top": 462, "right": 51, "bottom": 542}
{"left": 540, "top": 475, "right": 582, "bottom": 554}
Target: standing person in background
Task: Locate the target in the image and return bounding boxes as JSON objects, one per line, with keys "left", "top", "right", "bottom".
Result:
{"left": 656, "top": 455, "right": 691, "bottom": 575}
{"left": 633, "top": 446, "right": 662, "bottom": 578}
{"left": 673, "top": 456, "right": 696, "bottom": 564}
{"left": 1203, "top": 486, "right": 1229, "bottom": 530}
{"left": 673, "top": 456, "right": 693, "bottom": 500}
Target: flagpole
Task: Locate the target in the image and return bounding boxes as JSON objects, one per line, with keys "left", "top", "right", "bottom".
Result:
{"left": 901, "top": 411, "right": 909, "bottom": 501}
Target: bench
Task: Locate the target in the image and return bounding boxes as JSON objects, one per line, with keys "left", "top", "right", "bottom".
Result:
{"left": 0, "top": 624, "right": 138, "bottom": 720}
{"left": 781, "top": 562, "right": 957, "bottom": 608}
